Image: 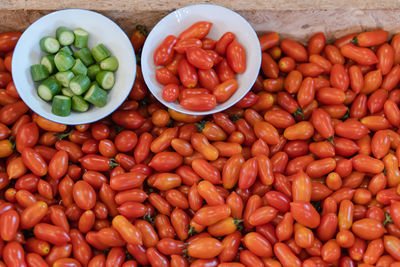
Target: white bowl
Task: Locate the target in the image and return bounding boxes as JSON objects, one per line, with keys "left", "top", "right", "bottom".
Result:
{"left": 12, "top": 9, "right": 136, "bottom": 125}
{"left": 141, "top": 4, "right": 261, "bottom": 115}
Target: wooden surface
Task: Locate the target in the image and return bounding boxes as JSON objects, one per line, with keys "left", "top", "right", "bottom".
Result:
{"left": 1, "top": 0, "right": 400, "bottom": 42}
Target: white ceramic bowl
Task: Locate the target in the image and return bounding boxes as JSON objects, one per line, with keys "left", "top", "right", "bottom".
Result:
{"left": 12, "top": 9, "right": 136, "bottom": 125}
{"left": 141, "top": 4, "right": 261, "bottom": 115}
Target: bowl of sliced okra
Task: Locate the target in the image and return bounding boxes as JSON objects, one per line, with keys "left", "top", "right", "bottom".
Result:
{"left": 12, "top": 9, "right": 136, "bottom": 125}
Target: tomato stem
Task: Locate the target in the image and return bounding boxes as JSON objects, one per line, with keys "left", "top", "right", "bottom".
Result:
{"left": 54, "top": 130, "right": 72, "bottom": 141}
{"left": 195, "top": 120, "right": 206, "bottom": 132}
{"left": 139, "top": 96, "right": 150, "bottom": 107}
{"left": 350, "top": 36, "right": 359, "bottom": 46}
{"left": 135, "top": 25, "right": 148, "bottom": 36}
{"left": 109, "top": 158, "right": 119, "bottom": 169}
{"left": 383, "top": 212, "right": 393, "bottom": 226}
{"left": 232, "top": 114, "right": 241, "bottom": 122}
{"left": 188, "top": 226, "right": 198, "bottom": 236}
{"left": 342, "top": 109, "right": 350, "bottom": 120}
{"left": 143, "top": 213, "right": 155, "bottom": 224}
{"left": 293, "top": 108, "right": 304, "bottom": 118}
{"left": 311, "top": 201, "right": 322, "bottom": 213}
{"left": 166, "top": 119, "right": 175, "bottom": 128}
{"left": 328, "top": 136, "right": 335, "bottom": 146}
{"left": 8, "top": 136, "right": 15, "bottom": 150}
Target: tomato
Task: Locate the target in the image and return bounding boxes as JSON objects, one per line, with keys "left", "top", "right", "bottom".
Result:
{"left": 0, "top": 139, "right": 13, "bottom": 158}
{"left": 186, "top": 47, "right": 213, "bottom": 69}
{"left": 383, "top": 235, "right": 400, "bottom": 261}
{"left": 247, "top": 205, "right": 278, "bottom": 226}
{"left": 335, "top": 120, "right": 369, "bottom": 140}
{"left": 154, "top": 35, "right": 178, "bottom": 66}
{"left": 109, "top": 171, "right": 146, "bottom": 191}
{"left": 290, "top": 201, "right": 320, "bottom": 228}
{"left": 3, "top": 241, "right": 27, "bottom": 267}
{"left": 274, "top": 243, "right": 301, "bottom": 267}
{"left": 243, "top": 232, "right": 273, "bottom": 258}
{"left": 192, "top": 158, "right": 221, "bottom": 184}
{"left": 213, "top": 79, "right": 238, "bottom": 103}
{"left": 354, "top": 30, "right": 388, "bottom": 47}
{"left": 376, "top": 43, "right": 394, "bottom": 75}
{"left": 280, "top": 39, "right": 307, "bottom": 62}
{"left": 216, "top": 59, "right": 235, "bottom": 82}
{"left": 297, "top": 77, "right": 315, "bottom": 108}
{"left": 0, "top": 101, "right": 29, "bottom": 125}
{"left": 226, "top": 40, "right": 246, "bottom": 74}
{"left": 0, "top": 32, "right": 21, "bottom": 51}
{"left": 261, "top": 52, "right": 279, "bottom": 78}
{"left": 257, "top": 32, "right": 278, "bottom": 52}
{"left": 296, "top": 62, "right": 324, "bottom": 77}
{"left": 33, "top": 223, "right": 70, "bottom": 245}
{"left": 188, "top": 237, "right": 223, "bottom": 258}
{"left": 112, "top": 111, "right": 145, "bottom": 131}
{"left": 179, "top": 21, "right": 212, "bottom": 40}
{"left": 174, "top": 38, "right": 202, "bottom": 54}
{"left": 340, "top": 44, "right": 378, "bottom": 65}
{"left": 161, "top": 83, "right": 179, "bottom": 102}
{"left": 321, "top": 239, "right": 341, "bottom": 262}
{"left": 148, "top": 151, "right": 183, "bottom": 172}
{"left": 383, "top": 65, "right": 400, "bottom": 90}
{"left": 283, "top": 71, "right": 302, "bottom": 95}
{"left": 0, "top": 209, "right": 19, "bottom": 241}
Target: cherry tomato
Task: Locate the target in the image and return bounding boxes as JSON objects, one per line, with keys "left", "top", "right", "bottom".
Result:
{"left": 226, "top": 40, "right": 246, "bottom": 74}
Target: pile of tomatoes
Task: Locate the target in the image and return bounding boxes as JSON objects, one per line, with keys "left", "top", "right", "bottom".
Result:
{"left": 1, "top": 23, "right": 400, "bottom": 267}
{"left": 154, "top": 21, "right": 246, "bottom": 111}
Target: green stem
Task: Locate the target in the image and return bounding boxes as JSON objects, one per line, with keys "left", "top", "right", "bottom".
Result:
{"left": 195, "top": 120, "right": 206, "bottom": 132}
{"left": 350, "top": 36, "right": 359, "bottom": 46}
{"left": 383, "top": 212, "right": 393, "bottom": 226}
{"left": 293, "top": 108, "right": 304, "bottom": 118}
{"left": 328, "top": 136, "right": 335, "bottom": 146}
{"left": 109, "top": 158, "right": 119, "bottom": 169}
{"left": 54, "top": 130, "right": 72, "bottom": 141}
{"left": 188, "top": 226, "right": 198, "bottom": 236}
{"left": 136, "top": 25, "right": 148, "bottom": 36}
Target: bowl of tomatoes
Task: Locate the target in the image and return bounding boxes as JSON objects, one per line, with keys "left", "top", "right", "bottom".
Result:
{"left": 141, "top": 4, "right": 261, "bottom": 115}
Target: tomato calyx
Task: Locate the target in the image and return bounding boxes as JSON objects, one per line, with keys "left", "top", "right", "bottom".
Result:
{"left": 195, "top": 120, "right": 207, "bottom": 132}
{"left": 8, "top": 136, "right": 15, "bottom": 150}
{"left": 234, "top": 217, "right": 244, "bottom": 232}
{"left": 311, "top": 201, "right": 322, "bottom": 213}
{"left": 293, "top": 108, "right": 304, "bottom": 118}
{"left": 188, "top": 225, "right": 198, "bottom": 236}
{"left": 54, "top": 130, "right": 72, "bottom": 141}
{"left": 166, "top": 119, "right": 175, "bottom": 128}
{"left": 139, "top": 96, "right": 150, "bottom": 107}
{"left": 328, "top": 136, "right": 335, "bottom": 146}
{"left": 136, "top": 25, "right": 148, "bottom": 36}
{"left": 21, "top": 228, "right": 34, "bottom": 239}
{"left": 143, "top": 212, "right": 155, "bottom": 224}
{"left": 341, "top": 109, "right": 350, "bottom": 120}
{"left": 113, "top": 124, "right": 125, "bottom": 135}
{"left": 109, "top": 158, "right": 119, "bottom": 169}
{"left": 350, "top": 37, "right": 359, "bottom": 46}
{"left": 125, "top": 250, "right": 134, "bottom": 260}
{"left": 383, "top": 212, "right": 393, "bottom": 226}
{"left": 231, "top": 114, "right": 241, "bottom": 122}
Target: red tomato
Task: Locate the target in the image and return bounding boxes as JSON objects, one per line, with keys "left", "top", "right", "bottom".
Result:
{"left": 0, "top": 32, "right": 21, "bottom": 52}
{"left": 180, "top": 94, "right": 216, "bottom": 111}
{"left": 154, "top": 35, "right": 178, "bottom": 66}
{"left": 179, "top": 21, "right": 212, "bottom": 40}
{"left": 186, "top": 47, "right": 214, "bottom": 69}
{"left": 226, "top": 40, "right": 246, "bottom": 74}
{"left": 280, "top": 39, "right": 308, "bottom": 62}
{"left": 340, "top": 44, "right": 378, "bottom": 65}
{"left": 3, "top": 241, "right": 27, "bottom": 267}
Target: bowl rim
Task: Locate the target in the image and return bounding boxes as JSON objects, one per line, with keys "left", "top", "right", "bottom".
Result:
{"left": 12, "top": 8, "right": 136, "bottom": 125}
{"left": 141, "top": 3, "right": 261, "bottom": 116}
